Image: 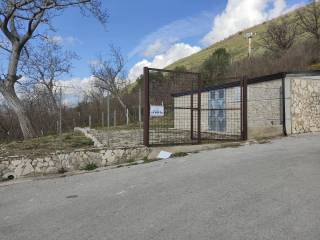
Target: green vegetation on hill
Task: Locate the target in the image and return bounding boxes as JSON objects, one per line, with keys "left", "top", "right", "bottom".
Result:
{"left": 166, "top": 6, "right": 304, "bottom": 71}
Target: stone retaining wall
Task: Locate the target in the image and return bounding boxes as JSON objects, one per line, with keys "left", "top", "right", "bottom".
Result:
{"left": 291, "top": 77, "right": 320, "bottom": 133}
{"left": 0, "top": 146, "right": 149, "bottom": 180}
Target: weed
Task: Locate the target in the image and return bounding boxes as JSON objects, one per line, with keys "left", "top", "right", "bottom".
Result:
{"left": 82, "top": 163, "right": 98, "bottom": 171}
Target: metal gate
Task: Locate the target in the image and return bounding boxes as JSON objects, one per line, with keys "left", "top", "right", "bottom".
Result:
{"left": 143, "top": 67, "right": 244, "bottom": 146}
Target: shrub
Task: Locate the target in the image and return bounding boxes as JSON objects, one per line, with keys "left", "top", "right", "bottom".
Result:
{"left": 82, "top": 163, "right": 98, "bottom": 171}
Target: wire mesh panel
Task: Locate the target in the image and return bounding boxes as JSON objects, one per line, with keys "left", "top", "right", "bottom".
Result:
{"left": 144, "top": 68, "right": 243, "bottom": 146}
{"left": 147, "top": 68, "right": 200, "bottom": 146}
{"left": 202, "top": 85, "right": 242, "bottom": 141}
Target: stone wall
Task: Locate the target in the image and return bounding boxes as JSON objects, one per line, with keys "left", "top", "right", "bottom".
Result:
{"left": 0, "top": 146, "right": 149, "bottom": 180}
{"left": 290, "top": 77, "right": 320, "bottom": 133}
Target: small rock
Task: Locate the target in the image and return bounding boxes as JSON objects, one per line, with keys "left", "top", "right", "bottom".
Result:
{"left": 21, "top": 162, "right": 34, "bottom": 176}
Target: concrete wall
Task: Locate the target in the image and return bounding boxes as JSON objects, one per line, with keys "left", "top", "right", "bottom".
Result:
{"left": 173, "top": 75, "right": 320, "bottom": 140}
{"left": 289, "top": 76, "right": 320, "bottom": 134}
{"left": 247, "top": 79, "right": 283, "bottom": 139}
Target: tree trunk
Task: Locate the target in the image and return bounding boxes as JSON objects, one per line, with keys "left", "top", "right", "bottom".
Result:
{"left": 49, "top": 91, "right": 59, "bottom": 114}
{"left": 0, "top": 84, "right": 38, "bottom": 139}
{"left": 116, "top": 95, "right": 130, "bottom": 121}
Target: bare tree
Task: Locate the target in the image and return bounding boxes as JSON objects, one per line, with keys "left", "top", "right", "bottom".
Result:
{"left": 23, "top": 41, "right": 78, "bottom": 112}
{"left": 296, "top": 0, "right": 320, "bottom": 44}
{"left": 0, "top": 0, "right": 107, "bottom": 139}
{"left": 91, "top": 46, "right": 128, "bottom": 112}
{"left": 260, "top": 18, "right": 298, "bottom": 55}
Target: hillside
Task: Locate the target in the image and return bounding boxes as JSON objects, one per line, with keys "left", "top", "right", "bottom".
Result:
{"left": 167, "top": 6, "right": 304, "bottom": 71}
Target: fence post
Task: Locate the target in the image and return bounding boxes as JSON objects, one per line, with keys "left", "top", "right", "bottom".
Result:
{"left": 281, "top": 73, "right": 287, "bottom": 136}
{"left": 143, "top": 67, "right": 150, "bottom": 146}
{"left": 197, "top": 73, "right": 202, "bottom": 144}
{"left": 89, "top": 115, "right": 92, "bottom": 129}
{"left": 59, "top": 87, "right": 62, "bottom": 137}
{"left": 191, "top": 81, "right": 194, "bottom": 141}
{"left": 102, "top": 112, "right": 104, "bottom": 128}
{"left": 139, "top": 88, "right": 142, "bottom": 128}
{"left": 114, "top": 110, "right": 116, "bottom": 127}
{"left": 126, "top": 108, "right": 129, "bottom": 125}
{"left": 241, "top": 78, "right": 248, "bottom": 140}
{"left": 107, "top": 94, "right": 110, "bottom": 128}
{"left": 78, "top": 112, "right": 81, "bottom": 127}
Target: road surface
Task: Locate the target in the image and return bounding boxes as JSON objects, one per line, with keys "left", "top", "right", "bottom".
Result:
{"left": 1, "top": 134, "right": 320, "bottom": 240}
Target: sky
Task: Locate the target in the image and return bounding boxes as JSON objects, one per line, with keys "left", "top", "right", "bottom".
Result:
{"left": 1, "top": 0, "right": 309, "bottom": 101}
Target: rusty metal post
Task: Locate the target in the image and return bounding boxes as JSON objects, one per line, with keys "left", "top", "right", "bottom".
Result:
{"left": 281, "top": 73, "right": 287, "bottom": 136}
{"left": 191, "top": 82, "right": 194, "bottom": 141}
{"left": 197, "top": 73, "right": 202, "bottom": 144}
{"left": 143, "top": 67, "right": 150, "bottom": 146}
{"left": 241, "top": 78, "right": 248, "bottom": 140}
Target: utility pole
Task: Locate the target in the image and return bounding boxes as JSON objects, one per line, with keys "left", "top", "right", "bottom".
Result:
{"left": 245, "top": 32, "right": 256, "bottom": 58}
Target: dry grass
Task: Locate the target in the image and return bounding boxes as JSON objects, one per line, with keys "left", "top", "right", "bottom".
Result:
{"left": 0, "top": 132, "right": 94, "bottom": 159}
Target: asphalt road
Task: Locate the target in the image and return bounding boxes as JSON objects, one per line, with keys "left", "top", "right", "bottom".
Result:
{"left": 1, "top": 134, "right": 320, "bottom": 240}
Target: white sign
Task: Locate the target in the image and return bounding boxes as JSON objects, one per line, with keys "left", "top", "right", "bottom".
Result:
{"left": 150, "top": 105, "right": 164, "bottom": 117}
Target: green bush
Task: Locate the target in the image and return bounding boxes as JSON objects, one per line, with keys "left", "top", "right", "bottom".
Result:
{"left": 82, "top": 163, "right": 98, "bottom": 171}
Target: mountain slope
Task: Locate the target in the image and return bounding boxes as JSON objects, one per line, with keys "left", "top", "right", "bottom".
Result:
{"left": 166, "top": 6, "right": 303, "bottom": 71}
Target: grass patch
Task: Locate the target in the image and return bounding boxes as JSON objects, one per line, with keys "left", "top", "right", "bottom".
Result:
{"left": 0, "top": 132, "right": 94, "bottom": 158}
{"left": 82, "top": 163, "right": 98, "bottom": 171}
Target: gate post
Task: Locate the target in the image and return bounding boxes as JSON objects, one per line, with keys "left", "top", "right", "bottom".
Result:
{"left": 197, "top": 73, "right": 202, "bottom": 144}
{"left": 191, "top": 82, "right": 194, "bottom": 141}
{"left": 143, "top": 67, "right": 150, "bottom": 146}
{"left": 241, "top": 77, "right": 248, "bottom": 140}
{"left": 281, "top": 73, "right": 287, "bottom": 136}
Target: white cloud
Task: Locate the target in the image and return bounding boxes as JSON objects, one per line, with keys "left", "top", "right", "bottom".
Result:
{"left": 48, "top": 35, "right": 80, "bottom": 45}
{"left": 57, "top": 76, "right": 96, "bottom": 101}
{"left": 143, "top": 40, "right": 164, "bottom": 57}
{"left": 128, "top": 43, "right": 201, "bottom": 81}
{"left": 202, "top": 0, "right": 297, "bottom": 46}
{"left": 129, "top": 12, "right": 212, "bottom": 58}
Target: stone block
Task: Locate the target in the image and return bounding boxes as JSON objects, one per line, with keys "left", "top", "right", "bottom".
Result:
{"left": 21, "top": 162, "right": 34, "bottom": 176}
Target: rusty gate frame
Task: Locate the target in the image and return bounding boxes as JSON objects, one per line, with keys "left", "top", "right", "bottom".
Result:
{"left": 143, "top": 67, "right": 248, "bottom": 147}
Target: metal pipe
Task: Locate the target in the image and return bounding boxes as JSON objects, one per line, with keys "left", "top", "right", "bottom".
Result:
{"left": 281, "top": 73, "right": 287, "bottom": 136}
{"left": 197, "top": 73, "right": 202, "bottom": 144}
{"left": 143, "top": 67, "right": 150, "bottom": 147}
